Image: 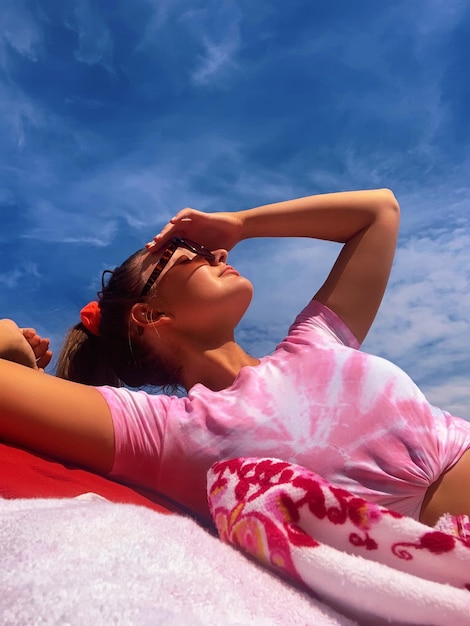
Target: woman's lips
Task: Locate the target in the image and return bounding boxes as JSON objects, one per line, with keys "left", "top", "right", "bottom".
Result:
{"left": 220, "top": 265, "right": 239, "bottom": 277}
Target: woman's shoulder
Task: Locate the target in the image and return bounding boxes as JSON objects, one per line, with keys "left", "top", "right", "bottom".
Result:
{"left": 95, "top": 384, "right": 178, "bottom": 417}
{"left": 284, "top": 299, "right": 360, "bottom": 349}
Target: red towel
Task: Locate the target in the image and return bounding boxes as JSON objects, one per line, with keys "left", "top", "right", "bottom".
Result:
{"left": 0, "top": 441, "right": 171, "bottom": 514}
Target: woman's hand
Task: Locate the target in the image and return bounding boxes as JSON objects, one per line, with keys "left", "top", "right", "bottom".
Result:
{"left": 146, "top": 208, "right": 244, "bottom": 252}
{"left": 0, "top": 319, "right": 52, "bottom": 371}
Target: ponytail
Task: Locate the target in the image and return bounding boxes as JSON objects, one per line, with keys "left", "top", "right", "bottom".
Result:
{"left": 56, "top": 323, "right": 121, "bottom": 387}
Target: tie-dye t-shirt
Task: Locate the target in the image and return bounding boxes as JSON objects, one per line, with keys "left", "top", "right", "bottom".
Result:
{"left": 98, "top": 300, "right": 470, "bottom": 524}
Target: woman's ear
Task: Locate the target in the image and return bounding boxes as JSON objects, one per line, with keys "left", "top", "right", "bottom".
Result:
{"left": 131, "top": 303, "right": 171, "bottom": 329}
{"left": 131, "top": 303, "right": 149, "bottom": 329}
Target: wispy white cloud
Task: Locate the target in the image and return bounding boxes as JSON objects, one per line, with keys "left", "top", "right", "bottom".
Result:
{"left": 412, "top": 0, "right": 467, "bottom": 38}
{"left": 22, "top": 200, "right": 119, "bottom": 246}
{"left": 363, "top": 226, "right": 470, "bottom": 415}
{"left": 0, "top": 0, "right": 42, "bottom": 65}
{"left": 236, "top": 238, "right": 343, "bottom": 331}
{"left": 278, "top": 0, "right": 467, "bottom": 194}
{"left": 424, "top": 376, "right": 469, "bottom": 419}
{"left": 136, "top": 0, "right": 180, "bottom": 34}
{"left": 190, "top": 30, "right": 240, "bottom": 86}
{"left": 0, "top": 263, "right": 41, "bottom": 289}
{"left": 64, "top": 1, "right": 114, "bottom": 72}
{"left": 0, "top": 84, "right": 44, "bottom": 150}
{"left": 135, "top": 0, "right": 242, "bottom": 86}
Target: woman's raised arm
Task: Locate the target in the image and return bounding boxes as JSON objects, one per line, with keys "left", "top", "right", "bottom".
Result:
{"left": 148, "top": 189, "right": 400, "bottom": 344}
{"left": 240, "top": 188, "right": 401, "bottom": 344}
{"left": 0, "top": 358, "right": 114, "bottom": 473}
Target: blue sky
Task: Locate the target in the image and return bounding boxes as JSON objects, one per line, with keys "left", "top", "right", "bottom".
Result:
{"left": 1, "top": 0, "right": 469, "bottom": 417}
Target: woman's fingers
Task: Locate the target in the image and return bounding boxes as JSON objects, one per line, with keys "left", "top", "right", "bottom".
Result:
{"left": 22, "top": 329, "right": 52, "bottom": 368}
{"left": 36, "top": 348, "right": 53, "bottom": 370}
{"left": 146, "top": 208, "right": 243, "bottom": 252}
{"left": 146, "top": 208, "right": 199, "bottom": 250}
{"left": 22, "top": 328, "right": 41, "bottom": 352}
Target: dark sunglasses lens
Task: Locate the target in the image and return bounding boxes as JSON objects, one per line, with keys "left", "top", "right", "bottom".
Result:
{"left": 194, "top": 243, "right": 211, "bottom": 258}
{"left": 179, "top": 239, "right": 214, "bottom": 260}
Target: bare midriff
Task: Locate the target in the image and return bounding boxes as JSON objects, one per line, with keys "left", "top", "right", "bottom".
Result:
{"left": 420, "top": 447, "right": 470, "bottom": 526}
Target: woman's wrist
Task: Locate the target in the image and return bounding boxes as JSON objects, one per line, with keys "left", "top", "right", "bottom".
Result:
{"left": 237, "top": 202, "right": 295, "bottom": 240}
{"left": 0, "top": 342, "right": 37, "bottom": 369}
{"left": 235, "top": 210, "right": 251, "bottom": 242}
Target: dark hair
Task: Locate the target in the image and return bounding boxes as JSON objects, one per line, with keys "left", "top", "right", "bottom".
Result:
{"left": 55, "top": 248, "right": 181, "bottom": 392}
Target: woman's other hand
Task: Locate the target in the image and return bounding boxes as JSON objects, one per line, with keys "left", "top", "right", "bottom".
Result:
{"left": 0, "top": 319, "right": 52, "bottom": 371}
{"left": 146, "top": 208, "right": 244, "bottom": 252}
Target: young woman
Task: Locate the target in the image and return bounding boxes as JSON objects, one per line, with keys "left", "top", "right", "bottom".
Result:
{"left": 1, "top": 189, "right": 469, "bottom": 526}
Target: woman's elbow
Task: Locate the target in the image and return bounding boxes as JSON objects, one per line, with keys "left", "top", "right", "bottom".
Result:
{"left": 379, "top": 188, "right": 400, "bottom": 216}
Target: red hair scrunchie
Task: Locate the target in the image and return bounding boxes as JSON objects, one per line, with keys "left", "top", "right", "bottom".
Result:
{"left": 80, "top": 301, "right": 101, "bottom": 336}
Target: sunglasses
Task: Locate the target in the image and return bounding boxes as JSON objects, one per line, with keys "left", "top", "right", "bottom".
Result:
{"left": 141, "top": 237, "right": 215, "bottom": 296}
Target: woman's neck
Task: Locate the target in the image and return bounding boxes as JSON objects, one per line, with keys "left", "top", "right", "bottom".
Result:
{"left": 180, "top": 341, "right": 260, "bottom": 391}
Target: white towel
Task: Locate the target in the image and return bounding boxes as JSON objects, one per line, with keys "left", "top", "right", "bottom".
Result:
{"left": 0, "top": 496, "right": 355, "bottom": 626}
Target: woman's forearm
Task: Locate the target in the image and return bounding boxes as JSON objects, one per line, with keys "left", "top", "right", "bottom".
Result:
{"left": 238, "top": 189, "right": 399, "bottom": 243}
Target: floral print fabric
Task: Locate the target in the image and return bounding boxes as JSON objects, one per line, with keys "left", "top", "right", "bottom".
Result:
{"left": 208, "top": 457, "right": 470, "bottom": 625}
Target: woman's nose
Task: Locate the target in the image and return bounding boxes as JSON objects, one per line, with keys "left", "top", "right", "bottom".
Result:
{"left": 212, "top": 248, "right": 228, "bottom": 264}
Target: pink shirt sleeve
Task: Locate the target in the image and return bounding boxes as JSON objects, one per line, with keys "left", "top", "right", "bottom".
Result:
{"left": 286, "top": 299, "right": 361, "bottom": 349}
{"left": 96, "top": 386, "right": 171, "bottom": 491}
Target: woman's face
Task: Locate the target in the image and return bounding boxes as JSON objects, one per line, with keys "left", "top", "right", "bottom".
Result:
{"left": 144, "top": 245, "right": 253, "bottom": 337}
